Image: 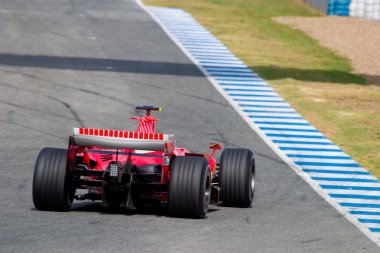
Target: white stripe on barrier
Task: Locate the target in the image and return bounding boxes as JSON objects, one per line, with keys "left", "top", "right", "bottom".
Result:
{"left": 329, "top": 190, "right": 380, "bottom": 197}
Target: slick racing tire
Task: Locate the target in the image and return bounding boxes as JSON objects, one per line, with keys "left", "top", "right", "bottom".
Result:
{"left": 33, "top": 148, "right": 75, "bottom": 211}
{"left": 219, "top": 148, "right": 255, "bottom": 207}
{"left": 168, "top": 156, "right": 211, "bottom": 219}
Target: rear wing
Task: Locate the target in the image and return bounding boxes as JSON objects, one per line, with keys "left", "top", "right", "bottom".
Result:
{"left": 72, "top": 128, "right": 173, "bottom": 151}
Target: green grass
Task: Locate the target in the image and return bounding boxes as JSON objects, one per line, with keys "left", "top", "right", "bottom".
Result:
{"left": 147, "top": 0, "right": 365, "bottom": 83}
{"left": 145, "top": 0, "right": 380, "bottom": 178}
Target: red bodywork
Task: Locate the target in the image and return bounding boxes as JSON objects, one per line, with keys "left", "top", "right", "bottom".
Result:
{"left": 68, "top": 112, "right": 220, "bottom": 204}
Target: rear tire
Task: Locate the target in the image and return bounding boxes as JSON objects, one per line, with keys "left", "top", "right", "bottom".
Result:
{"left": 33, "top": 148, "right": 74, "bottom": 211}
{"left": 168, "top": 156, "right": 211, "bottom": 218}
{"left": 219, "top": 148, "right": 255, "bottom": 207}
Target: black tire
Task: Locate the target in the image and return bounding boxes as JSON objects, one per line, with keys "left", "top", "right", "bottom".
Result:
{"left": 219, "top": 148, "right": 255, "bottom": 207}
{"left": 33, "top": 148, "right": 74, "bottom": 211}
{"left": 168, "top": 156, "right": 211, "bottom": 218}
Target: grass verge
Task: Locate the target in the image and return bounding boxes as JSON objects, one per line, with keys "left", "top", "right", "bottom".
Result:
{"left": 144, "top": 0, "right": 380, "bottom": 178}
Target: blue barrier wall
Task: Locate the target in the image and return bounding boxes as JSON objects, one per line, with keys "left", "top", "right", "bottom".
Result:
{"left": 306, "top": 0, "right": 380, "bottom": 20}
{"left": 328, "top": 0, "right": 351, "bottom": 16}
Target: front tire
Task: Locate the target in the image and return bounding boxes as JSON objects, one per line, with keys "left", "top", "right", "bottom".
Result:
{"left": 33, "top": 148, "right": 74, "bottom": 211}
{"left": 219, "top": 148, "right": 255, "bottom": 207}
{"left": 168, "top": 156, "right": 211, "bottom": 218}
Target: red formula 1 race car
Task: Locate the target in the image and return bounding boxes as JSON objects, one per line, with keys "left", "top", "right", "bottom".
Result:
{"left": 33, "top": 106, "right": 255, "bottom": 218}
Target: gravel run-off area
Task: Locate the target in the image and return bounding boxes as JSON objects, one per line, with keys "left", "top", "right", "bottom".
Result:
{"left": 275, "top": 16, "right": 380, "bottom": 86}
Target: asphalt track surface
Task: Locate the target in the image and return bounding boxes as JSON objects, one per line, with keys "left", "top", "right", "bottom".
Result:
{"left": 0, "top": 0, "right": 378, "bottom": 252}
